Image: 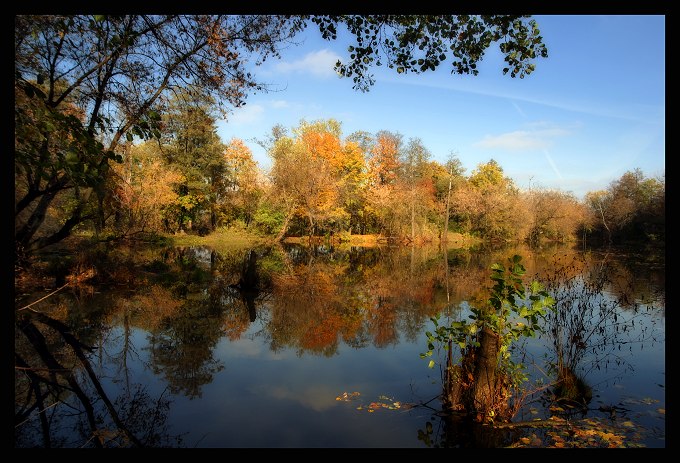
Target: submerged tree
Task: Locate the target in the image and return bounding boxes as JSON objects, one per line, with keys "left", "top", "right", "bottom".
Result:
{"left": 422, "top": 255, "right": 555, "bottom": 422}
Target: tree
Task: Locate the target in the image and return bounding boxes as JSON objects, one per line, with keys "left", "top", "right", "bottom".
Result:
{"left": 221, "top": 138, "right": 262, "bottom": 227}
{"left": 364, "top": 131, "right": 404, "bottom": 236}
{"left": 524, "top": 188, "right": 587, "bottom": 244}
{"left": 367, "top": 131, "right": 403, "bottom": 187}
{"left": 159, "top": 89, "right": 226, "bottom": 233}
{"left": 16, "top": 14, "right": 548, "bottom": 263}
{"left": 422, "top": 255, "right": 555, "bottom": 422}
{"left": 399, "top": 137, "right": 433, "bottom": 243}
{"left": 268, "top": 119, "right": 364, "bottom": 239}
{"left": 15, "top": 15, "right": 307, "bottom": 264}
{"left": 109, "top": 141, "right": 184, "bottom": 235}
{"left": 309, "top": 15, "right": 548, "bottom": 91}
{"left": 430, "top": 153, "right": 465, "bottom": 243}
{"left": 584, "top": 169, "right": 665, "bottom": 244}
{"left": 453, "top": 160, "right": 527, "bottom": 241}
{"left": 584, "top": 190, "right": 612, "bottom": 244}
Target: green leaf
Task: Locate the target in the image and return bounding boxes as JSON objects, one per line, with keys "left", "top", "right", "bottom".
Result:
{"left": 428, "top": 360, "right": 435, "bottom": 369}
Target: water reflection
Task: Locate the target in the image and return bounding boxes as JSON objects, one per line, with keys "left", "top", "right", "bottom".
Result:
{"left": 14, "top": 241, "right": 664, "bottom": 447}
{"left": 15, "top": 310, "right": 182, "bottom": 447}
{"left": 535, "top": 250, "right": 665, "bottom": 417}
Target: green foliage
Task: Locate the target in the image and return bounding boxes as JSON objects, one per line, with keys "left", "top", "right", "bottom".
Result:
{"left": 253, "top": 205, "right": 285, "bottom": 235}
{"left": 308, "top": 15, "right": 548, "bottom": 92}
{"left": 421, "top": 255, "right": 555, "bottom": 387}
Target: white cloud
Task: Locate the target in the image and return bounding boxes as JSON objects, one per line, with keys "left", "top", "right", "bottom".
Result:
{"left": 227, "top": 104, "right": 265, "bottom": 125}
{"left": 270, "top": 99, "right": 289, "bottom": 109}
{"left": 474, "top": 124, "right": 571, "bottom": 151}
{"left": 250, "top": 384, "right": 338, "bottom": 412}
{"left": 275, "top": 49, "right": 342, "bottom": 78}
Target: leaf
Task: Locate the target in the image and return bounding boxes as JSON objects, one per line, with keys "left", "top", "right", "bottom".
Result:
{"left": 428, "top": 359, "right": 435, "bottom": 369}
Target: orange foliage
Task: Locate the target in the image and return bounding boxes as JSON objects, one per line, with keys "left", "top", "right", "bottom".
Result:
{"left": 368, "top": 133, "right": 401, "bottom": 186}
{"left": 300, "top": 310, "right": 344, "bottom": 351}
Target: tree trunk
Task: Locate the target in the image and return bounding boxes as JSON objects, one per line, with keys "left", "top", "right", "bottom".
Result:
{"left": 443, "top": 174, "right": 452, "bottom": 243}
{"left": 275, "top": 209, "right": 294, "bottom": 242}
{"left": 471, "top": 326, "right": 501, "bottom": 418}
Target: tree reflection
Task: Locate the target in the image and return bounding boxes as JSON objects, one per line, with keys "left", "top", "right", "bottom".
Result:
{"left": 15, "top": 240, "right": 663, "bottom": 447}
{"left": 15, "top": 310, "right": 182, "bottom": 448}
{"left": 536, "top": 251, "right": 664, "bottom": 413}
{"left": 260, "top": 243, "right": 454, "bottom": 355}
{"left": 416, "top": 413, "right": 520, "bottom": 448}
{"left": 146, "top": 298, "right": 226, "bottom": 399}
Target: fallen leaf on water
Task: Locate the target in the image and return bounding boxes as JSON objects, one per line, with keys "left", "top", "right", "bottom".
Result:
{"left": 336, "top": 391, "right": 361, "bottom": 401}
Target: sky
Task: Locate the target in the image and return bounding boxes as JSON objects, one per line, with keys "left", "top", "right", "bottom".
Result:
{"left": 216, "top": 15, "right": 665, "bottom": 200}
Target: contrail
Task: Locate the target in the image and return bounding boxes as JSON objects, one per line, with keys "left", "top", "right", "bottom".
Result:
{"left": 544, "top": 150, "right": 563, "bottom": 179}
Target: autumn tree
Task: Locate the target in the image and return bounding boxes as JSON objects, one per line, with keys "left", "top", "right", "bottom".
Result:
{"left": 364, "top": 131, "right": 404, "bottom": 236}
{"left": 584, "top": 169, "right": 664, "bottom": 244}
{"left": 14, "top": 14, "right": 307, "bottom": 264}
{"left": 16, "top": 14, "right": 548, "bottom": 263}
{"left": 367, "top": 130, "right": 402, "bottom": 187}
{"left": 451, "top": 160, "right": 528, "bottom": 242}
{"left": 399, "top": 137, "right": 434, "bottom": 243}
{"left": 109, "top": 141, "right": 184, "bottom": 235}
{"left": 266, "top": 119, "right": 373, "bottom": 239}
{"left": 524, "top": 188, "right": 588, "bottom": 244}
{"left": 584, "top": 190, "right": 612, "bottom": 244}
{"left": 268, "top": 123, "right": 342, "bottom": 239}
{"left": 220, "top": 138, "right": 263, "bottom": 227}
{"left": 427, "top": 154, "right": 465, "bottom": 243}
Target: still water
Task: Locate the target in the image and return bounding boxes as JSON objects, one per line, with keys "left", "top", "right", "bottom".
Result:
{"left": 14, "top": 242, "right": 665, "bottom": 447}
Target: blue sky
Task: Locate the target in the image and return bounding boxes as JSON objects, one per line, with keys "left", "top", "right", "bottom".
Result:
{"left": 216, "top": 15, "right": 665, "bottom": 200}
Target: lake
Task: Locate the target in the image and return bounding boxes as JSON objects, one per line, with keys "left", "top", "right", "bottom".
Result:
{"left": 14, "top": 241, "right": 665, "bottom": 448}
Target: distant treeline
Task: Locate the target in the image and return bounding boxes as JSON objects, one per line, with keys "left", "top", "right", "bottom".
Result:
{"left": 15, "top": 15, "right": 663, "bottom": 266}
